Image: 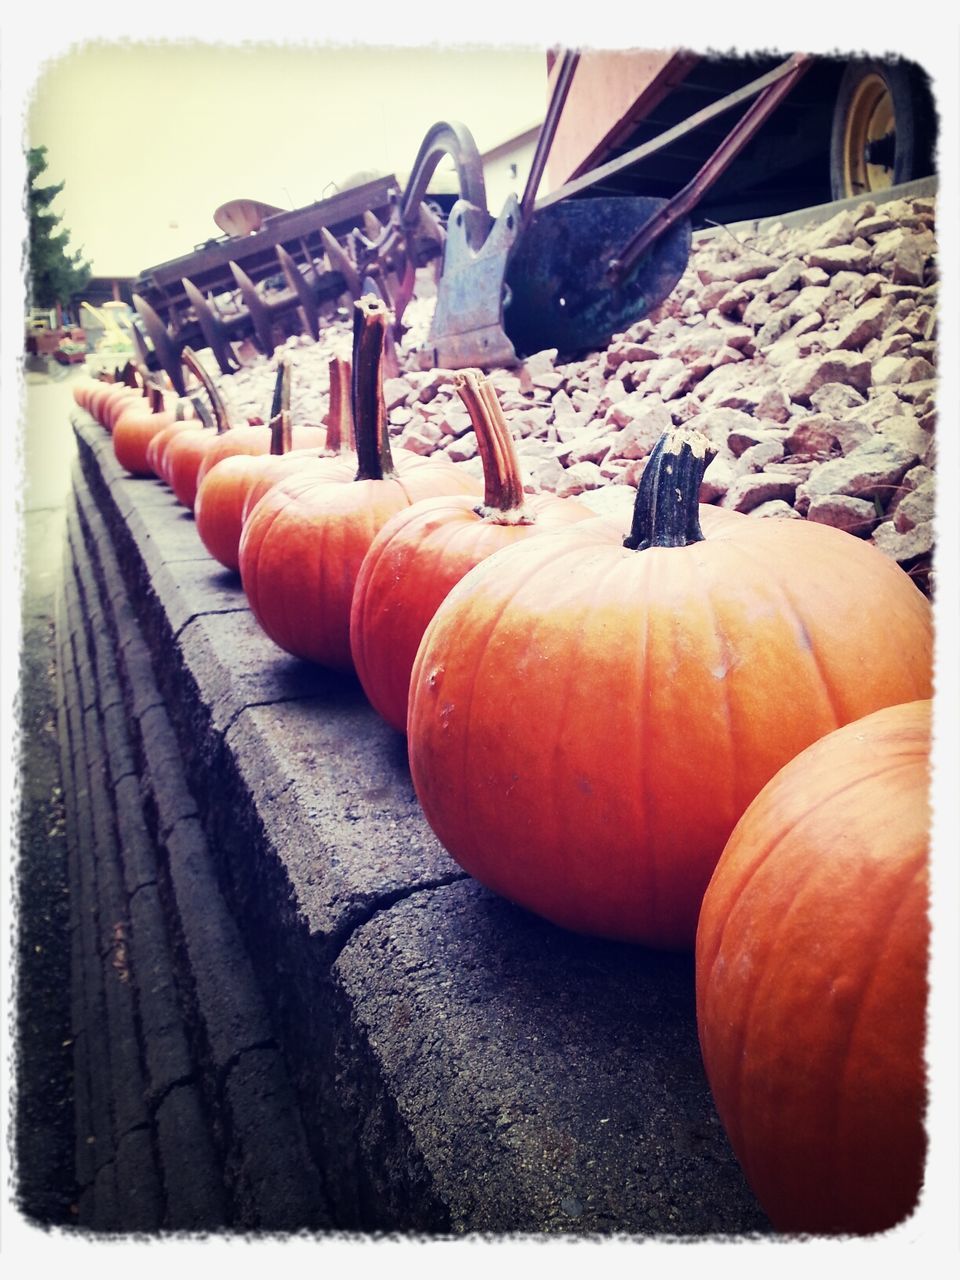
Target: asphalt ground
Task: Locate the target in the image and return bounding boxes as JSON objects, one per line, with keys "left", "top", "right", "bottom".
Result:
{"left": 13, "top": 361, "right": 85, "bottom": 1225}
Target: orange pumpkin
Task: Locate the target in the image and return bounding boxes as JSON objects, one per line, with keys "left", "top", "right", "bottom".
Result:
{"left": 238, "top": 295, "right": 480, "bottom": 670}
{"left": 72, "top": 374, "right": 100, "bottom": 414}
{"left": 147, "top": 412, "right": 205, "bottom": 483}
{"left": 237, "top": 354, "right": 356, "bottom": 525}
{"left": 194, "top": 358, "right": 342, "bottom": 572}
{"left": 85, "top": 371, "right": 123, "bottom": 424}
{"left": 695, "top": 698, "right": 931, "bottom": 1234}
{"left": 89, "top": 363, "right": 139, "bottom": 428}
{"left": 112, "top": 383, "right": 192, "bottom": 476}
{"left": 407, "top": 426, "right": 934, "bottom": 948}
{"left": 164, "top": 347, "right": 238, "bottom": 509}
{"left": 350, "top": 369, "right": 591, "bottom": 733}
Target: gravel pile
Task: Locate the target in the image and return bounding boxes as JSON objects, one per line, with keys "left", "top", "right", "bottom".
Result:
{"left": 209, "top": 190, "right": 937, "bottom": 594}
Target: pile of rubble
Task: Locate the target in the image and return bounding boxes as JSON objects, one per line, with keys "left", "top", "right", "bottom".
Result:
{"left": 213, "top": 190, "right": 937, "bottom": 595}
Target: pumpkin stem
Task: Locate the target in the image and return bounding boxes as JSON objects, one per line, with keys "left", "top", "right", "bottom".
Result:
{"left": 324, "top": 355, "right": 354, "bottom": 453}
{"left": 181, "top": 345, "right": 230, "bottom": 433}
{"left": 454, "top": 370, "right": 534, "bottom": 525}
{"left": 268, "top": 359, "right": 292, "bottom": 455}
{"left": 352, "top": 295, "right": 395, "bottom": 481}
{"left": 148, "top": 383, "right": 165, "bottom": 414}
{"left": 623, "top": 426, "right": 715, "bottom": 551}
{"left": 190, "top": 395, "right": 214, "bottom": 430}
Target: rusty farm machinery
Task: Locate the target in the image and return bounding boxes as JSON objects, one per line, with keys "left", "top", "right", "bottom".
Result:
{"left": 130, "top": 50, "right": 869, "bottom": 391}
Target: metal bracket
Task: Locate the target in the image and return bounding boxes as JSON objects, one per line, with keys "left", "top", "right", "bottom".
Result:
{"left": 423, "top": 193, "right": 523, "bottom": 369}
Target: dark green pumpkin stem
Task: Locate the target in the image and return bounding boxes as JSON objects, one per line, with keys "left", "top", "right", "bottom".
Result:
{"left": 623, "top": 426, "right": 715, "bottom": 551}
{"left": 455, "top": 370, "right": 533, "bottom": 524}
{"left": 324, "top": 355, "right": 354, "bottom": 453}
{"left": 269, "top": 359, "right": 291, "bottom": 455}
{"left": 351, "top": 295, "right": 394, "bottom": 481}
{"left": 181, "top": 345, "right": 230, "bottom": 433}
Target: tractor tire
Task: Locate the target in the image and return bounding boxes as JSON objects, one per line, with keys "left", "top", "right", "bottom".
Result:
{"left": 829, "top": 58, "right": 936, "bottom": 201}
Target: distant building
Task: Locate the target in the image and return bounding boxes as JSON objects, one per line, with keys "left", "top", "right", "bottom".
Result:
{"left": 479, "top": 121, "right": 542, "bottom": 213}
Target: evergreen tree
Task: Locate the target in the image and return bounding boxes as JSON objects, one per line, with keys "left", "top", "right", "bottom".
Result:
{"left": 27, "top": 145, "right": 92, "bottom": 312}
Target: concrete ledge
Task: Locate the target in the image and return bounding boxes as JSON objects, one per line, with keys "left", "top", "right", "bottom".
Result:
{"left": 63, "top": 412, "right": 769, "bottom": 1236}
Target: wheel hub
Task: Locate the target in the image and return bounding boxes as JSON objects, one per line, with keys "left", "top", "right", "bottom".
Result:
{"left": 843, "top": 72, "right": 897, "bottom": 194}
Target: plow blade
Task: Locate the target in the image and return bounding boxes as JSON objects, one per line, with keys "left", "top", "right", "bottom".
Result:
{"left": 503, "top": 195, "right": 691, "bottom": 359}
{"left": 424, "top": 193, "right": 691, "bottom": 368}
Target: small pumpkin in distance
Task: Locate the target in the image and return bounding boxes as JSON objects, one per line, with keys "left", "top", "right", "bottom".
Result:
{"left": 407, "top": 425, "right": 934, "bottom": 949}
{"left": 695, "top": 698, "right": 932, "bottom": 1235}
{"left": 164, "top": 347, "right": 240, "bottom": 510}
{"left": 85, "top": 368, "right": 128, "bottom": 425}
{"left": 350, "top": 368, "right": 592, "bottom": 733}
{"left": 72, "top": 373, "right": 101, "bottom": 414}
{"left": 238, "top": 294, "right": 481, "bottom": 670}
{"left": 112, "top": 381, "right": 194, "bottom": 476}
{"left": 147, "top": 403, "right": 206, "bottom": 483}
{"left": 91, "top": 361, "right": 141, "bottom": 429}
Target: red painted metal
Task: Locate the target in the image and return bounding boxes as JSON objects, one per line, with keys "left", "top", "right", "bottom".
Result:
{"left": 606, "top": 53, "right": 813, "bottom": 282}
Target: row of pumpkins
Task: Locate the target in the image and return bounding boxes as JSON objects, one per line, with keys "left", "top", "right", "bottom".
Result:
{"left": 74, "top": 298, "right": 934, "bottom": 1237}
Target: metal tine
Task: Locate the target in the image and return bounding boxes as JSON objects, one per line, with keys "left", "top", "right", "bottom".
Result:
{"left": 519, "top": 47, "right": 581, "bottom": 228}
{"left": 320, "top": 226, "right": 362, "bottom": 299}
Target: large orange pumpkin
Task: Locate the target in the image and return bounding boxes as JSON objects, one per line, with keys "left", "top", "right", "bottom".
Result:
{"left": 350, "top": 369, "right": 591, "bottom": 733}
{"left": 238, "top": 295, "right": 479, "bottom": 670}
{"left": 695, "top": 698, "right": 931, "bottom": 1234}
{"left": 407, "top": 426, "right": 933, "bottom": 948}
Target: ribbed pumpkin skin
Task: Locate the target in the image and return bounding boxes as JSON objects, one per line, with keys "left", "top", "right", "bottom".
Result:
{"left": 113, "top": 402, "right": 179, "bottom": 476}
{"left": 695, "top": 699, "right": 931, "bottom": 1234}
{"left": 238, "top": 453, "right": 480, "bottom": 669}
{"left": 165, "top": 429, "right": 226, "bottom": 510}
{"left": 239, "top": 449, "right": 345, "bottom": 523}
{"left": 72, "top": 377, "right": 99, "bottom": 413}
{"left": 146, "top": 419, "right": 196, "bottom": 482}
{"left": 193, "top": 423, "right": 328, "bottom": 490}
{"left": 193, "top": 428, "right": 332, "bottom": 571}
{"left": 91, "top": 382, "right": 135, "bottom": 429}
{"left": 105, "top": 388, "right": 142, "bottom": 431}
{"left": 194, "top": 453, "right": 274, "bottom": 571}
{"left": 407, "top": 515, "right": 933, "bottom": 949}
{"left": 350, "top": 492, "right": 592, "bottom": 733}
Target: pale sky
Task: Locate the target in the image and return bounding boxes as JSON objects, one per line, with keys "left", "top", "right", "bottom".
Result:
{"left": 25, "top": 42, "right": 548, "bottom": 279}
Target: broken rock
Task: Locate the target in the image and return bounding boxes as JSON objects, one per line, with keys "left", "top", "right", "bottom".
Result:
{"left": 806, "top": 494, "right": 877, "bottom": 537}
{"left": 794, "top": 435, "right": 922, "bottom": 512}
{"left": 779, "top": 351, "right": 872, "bottom": 403}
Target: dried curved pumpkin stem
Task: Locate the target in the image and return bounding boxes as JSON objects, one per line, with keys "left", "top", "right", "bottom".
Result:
{"left": 269, "top": 359, "right": 292, "bottom": 455}
{"left": 455, "top": 369, "right": 533, "bottom": 525}
{"left": 181, "top": 345, "right": 230, "bottom": 433}
{"left": 352, "top": 295, "right": 394, "bottom": 481}
{"left": 324, "top": 355, "right": 354, "bottom": 453}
